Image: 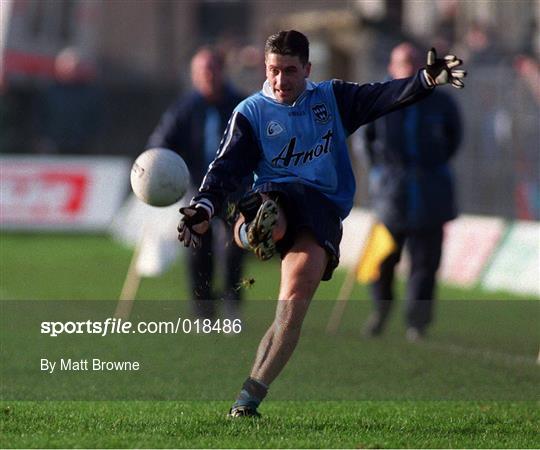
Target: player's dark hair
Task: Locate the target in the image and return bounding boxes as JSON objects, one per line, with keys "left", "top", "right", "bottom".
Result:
{"left": 264, "top": 30, "right": 309, "bottom": 65}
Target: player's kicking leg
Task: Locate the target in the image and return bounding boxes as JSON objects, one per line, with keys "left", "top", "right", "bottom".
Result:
{"left": 233, "top": 192, "right": 286, "bottom": 261}
{"left": 228, "top": 231, "right": 328, "bottom": 417}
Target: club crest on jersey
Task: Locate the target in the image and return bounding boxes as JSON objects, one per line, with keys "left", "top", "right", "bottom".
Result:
{"left": 266, "top": 120, "right": 285, "bottom": 137}
{"left": 312, "top": 103, "right": 331, "bottom": 124}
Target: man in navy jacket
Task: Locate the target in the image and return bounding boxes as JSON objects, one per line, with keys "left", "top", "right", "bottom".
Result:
{"left": 147, "top": 47, "right": 247, "bottom": 320}
{"left": 362, "top": 42, "right": 463, "bottom": 341}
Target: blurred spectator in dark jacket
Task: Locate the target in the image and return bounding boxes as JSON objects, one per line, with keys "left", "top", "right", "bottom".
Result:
{"left": 459, "top": 22, "right": 501, "bottom": 65}
{"left": 34, "top": 47, "right": 103, "bottom": 154}
{"left": 146, "top": 46, "right": 248, "bottom": 320}
{"left": 0, "top": 73, "right": 23, "bottom": 153}
{"left": 362, "top": 42, "right": 463, "bottom": 342}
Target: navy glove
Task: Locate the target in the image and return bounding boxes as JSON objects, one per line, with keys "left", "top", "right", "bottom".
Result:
{"left": 424, "top": 48, "right": 467, "bottom": 89}
{"left": 178, "top": 205, "right": 210, "bottom": 248}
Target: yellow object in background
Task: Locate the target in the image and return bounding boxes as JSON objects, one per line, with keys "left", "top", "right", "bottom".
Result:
{"left": 357, "top": 222, "right": 397, "bottom": 284}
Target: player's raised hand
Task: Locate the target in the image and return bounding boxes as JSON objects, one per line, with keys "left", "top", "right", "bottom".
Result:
{"left": 178, "top": 205, "right": 210, "bottom": 248}
{"left": 423, "top": 48, "right": 467, "bottom": 89}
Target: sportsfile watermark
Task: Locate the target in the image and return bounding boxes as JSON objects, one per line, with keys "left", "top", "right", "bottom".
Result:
{"left": 1, "top": 300, "right": 538, "bottom": 401}
{"left": 40, "top": 317, "right": 242, "bottom": 337}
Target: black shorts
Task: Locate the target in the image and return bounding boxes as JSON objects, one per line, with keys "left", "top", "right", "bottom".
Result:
{"left": 253, "top": 182, "right": 343, "bottom": 281}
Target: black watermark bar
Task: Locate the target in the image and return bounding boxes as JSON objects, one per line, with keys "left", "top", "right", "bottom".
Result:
{"left": 1, "top": 300, "right": 538, "bottom": 401}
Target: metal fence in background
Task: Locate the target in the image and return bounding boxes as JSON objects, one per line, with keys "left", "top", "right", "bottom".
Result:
{"left": 452, "top": 63, "right": 539, "bottom": 221}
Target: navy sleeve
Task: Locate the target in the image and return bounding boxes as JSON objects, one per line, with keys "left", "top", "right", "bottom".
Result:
{"left": 145, "top": 100, "right": 189, "bottom": 152}
{"left": 194, "top": 111, "right": 260, "bottom": 215}
{"left": 332, "top": 70, "right": 432, "bottom": 136}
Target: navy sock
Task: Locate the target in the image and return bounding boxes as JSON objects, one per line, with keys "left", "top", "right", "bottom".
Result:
{"left": 232, "top": 377, "right": 268, "bottom": 409}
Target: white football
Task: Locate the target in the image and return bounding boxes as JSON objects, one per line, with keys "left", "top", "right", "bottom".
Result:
{"left": 130, "top": 148, "right": 190, "bottom": 207}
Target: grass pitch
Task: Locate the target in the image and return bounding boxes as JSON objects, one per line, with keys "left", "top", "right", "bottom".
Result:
{"left": 1, "top": 233, "right": 539, "bottom": 448}
{"left": 3, "top": 401, "right": 539, "bottom": 448}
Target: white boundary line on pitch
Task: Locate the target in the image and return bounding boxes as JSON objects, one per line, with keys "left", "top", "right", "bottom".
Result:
{"left": 423, "top": 340, "right": 539, "bottom": 367}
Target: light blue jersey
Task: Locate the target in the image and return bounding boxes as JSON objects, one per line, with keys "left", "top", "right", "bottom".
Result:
{"left": 235, "top": 80, "right": 355, "bottom": 218}
{"left": 197, "top": 72, "right": 431, "bottom": 220}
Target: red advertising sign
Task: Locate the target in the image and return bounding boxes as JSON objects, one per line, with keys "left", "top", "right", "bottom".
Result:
{"left": 1, "top": 156, "right": 130, "bottom": 230}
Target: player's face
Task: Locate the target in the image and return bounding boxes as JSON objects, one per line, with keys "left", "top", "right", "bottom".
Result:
{"left": 265, "top": 53, "right": 311, "bottom": 105}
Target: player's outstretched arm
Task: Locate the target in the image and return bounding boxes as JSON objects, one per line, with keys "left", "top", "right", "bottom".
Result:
{"left": 423, "top": 48, "right": 467, "bottom": 89}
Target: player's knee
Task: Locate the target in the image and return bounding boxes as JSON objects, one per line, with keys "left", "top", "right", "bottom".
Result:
{"left": 278, "top": 270, "right": 325, "bottom": 304}
{"left": 279, "top": 279, "right": 319, "bottom": 302}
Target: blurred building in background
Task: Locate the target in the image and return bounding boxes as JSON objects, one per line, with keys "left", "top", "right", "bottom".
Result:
{"left": 1, "top": 0, "right": 539, "bottom": 220}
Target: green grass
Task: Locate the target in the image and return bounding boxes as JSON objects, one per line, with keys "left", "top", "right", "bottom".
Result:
{"left": 1, "top": 233, "right": 539, "bottom": 448}
{"left": 2, "top": 401, "right": 539, "bottom": 448}
{"left": 0, "top": 233, "right": 534, "bottom": 302}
